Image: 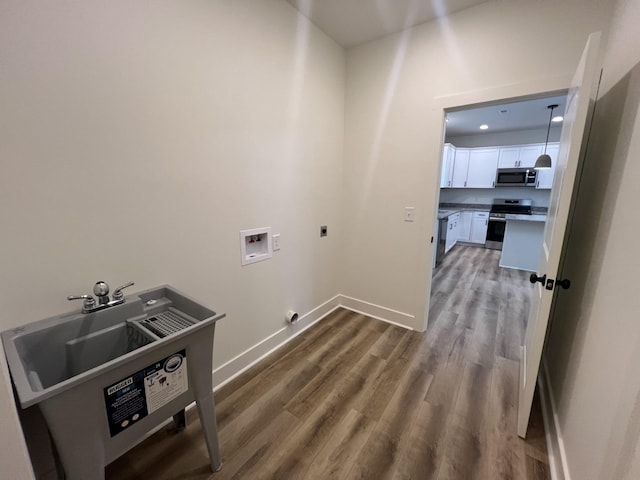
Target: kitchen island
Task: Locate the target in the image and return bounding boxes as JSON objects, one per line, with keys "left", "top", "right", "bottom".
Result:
{"left": 500, "top": 214, "right": 547, "bottom": 271}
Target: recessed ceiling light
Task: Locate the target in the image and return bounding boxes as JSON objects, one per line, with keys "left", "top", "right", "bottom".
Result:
{"left": 552, "top": 116, "right": 563, "bottom": 122}
{"left": 479, "top": 124, "right": 489, "bottom": 130}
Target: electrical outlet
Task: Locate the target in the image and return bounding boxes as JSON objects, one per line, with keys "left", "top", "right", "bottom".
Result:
{"left": 320, "top": 225, "right": 328, "bottom": 237}
{"left": 272, "top": 234, "right": 281, "bottom": 251}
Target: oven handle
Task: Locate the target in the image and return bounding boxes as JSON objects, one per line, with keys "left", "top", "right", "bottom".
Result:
{"left": 489, "top": 217, "right": 507, "bottom": 222}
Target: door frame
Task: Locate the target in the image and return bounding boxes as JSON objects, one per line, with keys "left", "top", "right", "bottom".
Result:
{"left": 423, "top": 74, "right": 572, "bottom": 332}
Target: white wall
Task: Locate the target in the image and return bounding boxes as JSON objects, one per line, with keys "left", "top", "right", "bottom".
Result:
{"left": 0, "top": 0, "right": 344, "bottom": 475}
{"left": 342, "top": 0, "right": 611, "bottom": 330}
{"left": 543, "top": 0, "right": 640, "bottom": 478}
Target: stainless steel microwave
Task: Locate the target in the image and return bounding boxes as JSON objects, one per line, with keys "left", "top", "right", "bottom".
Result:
{"left": 495, "top": 168, "right": 536, "bottom": 187}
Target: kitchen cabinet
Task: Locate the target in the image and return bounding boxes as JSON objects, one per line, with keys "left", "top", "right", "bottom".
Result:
{"left": 441, "top": 142, "right": 559, "bottom": 189}
{"left": 498, "top": 144, "right": 543, "bottom": 168}
{"left": 517, "top": 144, "right": 544, "bottom": 167}
{"left": 451, "top": 149, "right": 470, "bottom": 188}
{"left": 445, "top": 212, "right": 460, "bottom": 253}
{"left": 440, "top": 143, "right": 455, "bottom": 187}
{"left": 458, "top": 211, "right": 473, "bottom": 241}
{"left": 466, "top": 148, "right": 499, "bottom": 188}
{"left": 498, "top": 147, "right": 520, "bottom": 168}
{"left": 536, "top": 143, "right": 559, "bottom": 189}
{"left": 470, "top": 211, "right": 489, "bottom": 244}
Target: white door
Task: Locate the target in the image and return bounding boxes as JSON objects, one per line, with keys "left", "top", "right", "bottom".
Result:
{"left": 517, "top": 32, "right": 601, "bottom": 437}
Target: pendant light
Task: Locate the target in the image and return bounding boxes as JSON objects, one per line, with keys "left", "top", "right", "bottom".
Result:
{"left": 534, "top": 104, "right": 559, "bottom": 169}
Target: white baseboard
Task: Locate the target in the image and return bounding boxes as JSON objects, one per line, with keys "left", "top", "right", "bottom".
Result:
{"left": 539, "top": 357, "right": 571, "bottom": 480}
{"left": 212, "top": 295, "right": 341, "bottom": 390}
{"left": 211, "top": 294, "right": 415, "bottom": 390}
{"left": 338, "top": 295, "right": 414, "bottom": 330}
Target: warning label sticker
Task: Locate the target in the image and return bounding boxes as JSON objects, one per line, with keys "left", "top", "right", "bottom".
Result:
{"left": 103, "top": 350, "right": 188, "bottom": 437}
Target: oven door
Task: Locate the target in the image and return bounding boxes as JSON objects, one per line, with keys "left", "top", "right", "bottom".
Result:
{"left": 485, "top": 217, "right": 506, "bottom": 250}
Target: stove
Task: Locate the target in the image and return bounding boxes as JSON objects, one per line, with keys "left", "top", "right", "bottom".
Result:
{"left": 489, "top": 198, "right": 533, "bottom": 218}
{"left": 486, "top": 199, "right": 532, "bottom": 250}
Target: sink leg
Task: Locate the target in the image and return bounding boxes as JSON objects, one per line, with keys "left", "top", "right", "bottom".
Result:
{"left": 172, "top": 409, "right": 187, "bottom": 431}
{"left": 196, "top": 394, "right": 222, "bottom": 472}
{"left": 39, "top": 396, "right": 106, "bottom": 480}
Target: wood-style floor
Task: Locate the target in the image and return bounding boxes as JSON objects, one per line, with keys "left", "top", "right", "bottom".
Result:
{"left": 106, "top": 245, "right": 550, "bottom": 479}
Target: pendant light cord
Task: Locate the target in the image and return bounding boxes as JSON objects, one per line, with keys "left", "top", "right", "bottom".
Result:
{"left": 543, "top": 104, "right": 557, "bottom": 154}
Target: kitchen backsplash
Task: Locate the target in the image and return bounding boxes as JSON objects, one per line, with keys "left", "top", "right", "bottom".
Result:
{"left": 439, "top": 187, "right": 551, "bottom": 207}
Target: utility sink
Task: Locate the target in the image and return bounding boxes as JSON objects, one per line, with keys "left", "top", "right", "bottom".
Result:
{"left": 3, "top": 285, "right": 222, "bottom": 408}
{"left": 1, "top": 284, "right": 226, "bottom": 479}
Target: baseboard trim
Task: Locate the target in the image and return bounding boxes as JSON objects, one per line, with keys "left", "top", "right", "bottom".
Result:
{"left": 212, "top": 295, "right": 341, "bottom": 390}
{"left": 539, "top": 357, "right": 571, "bottom": 480}
{"left": 338, "top": 295, "right": 414, "bottom": 330}
{"left": 211, "top": 294, "right": 415, "bottom": 390}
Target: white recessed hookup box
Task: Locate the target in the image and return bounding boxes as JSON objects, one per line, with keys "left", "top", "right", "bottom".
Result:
{"left": 240, "top": 227, "right": 273, "bottom": 266}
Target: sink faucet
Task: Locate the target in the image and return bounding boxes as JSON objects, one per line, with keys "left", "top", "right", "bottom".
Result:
{"left": 68, "top": 281, "right": 135, "bottom": 313}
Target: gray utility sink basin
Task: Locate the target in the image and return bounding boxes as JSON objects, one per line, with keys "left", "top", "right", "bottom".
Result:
{"left": 2, "top": 285, "right": 225, "bottom": 480}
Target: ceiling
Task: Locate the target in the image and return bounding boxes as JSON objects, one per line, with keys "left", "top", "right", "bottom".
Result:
{"left": 286, "top": 0, "right": 488, "bottom": 48}
{"left": 445, "top": 95, "right": 568, "bottom": 137}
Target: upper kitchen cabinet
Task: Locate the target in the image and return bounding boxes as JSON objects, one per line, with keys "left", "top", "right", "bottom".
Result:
{"left": 536, "top": 143, "right": 560, "bottom": 189}
{"left": 466, "top": 148, "right": 499, "bottom": 188}
{"left": 451, "top": 148, "right": 470, "bottom": 187}
{"left": 440, "top": 143, "right": 455, "bottom": 188}
{"left": 498, "top": 147, "right": 520, "bottom": 168}
{"left": 517, "top": 144, "right": 544, "bottom": 168}
{"left": 498, "top": 144, "right": 544, "bottom": 168}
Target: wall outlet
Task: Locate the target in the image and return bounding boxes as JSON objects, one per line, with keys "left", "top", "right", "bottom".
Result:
{"left": 320, "top": 225, "right": 328, "bottom": 237}
{"left": 273, "top": 234, "right": 281, "bottom": 251}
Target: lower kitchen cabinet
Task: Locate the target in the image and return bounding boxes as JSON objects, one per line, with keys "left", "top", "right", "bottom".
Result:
{"left": 455, "top": 210, "right": 489, "bottom": 245}
{"left": 445, "top": 212, "right": 460, "bottom": 253}
{"left": 470, "top": 212, "right": 489, "bottom": 244}
{"left": 458, "top": 211, "right": 473, "bottom": 241}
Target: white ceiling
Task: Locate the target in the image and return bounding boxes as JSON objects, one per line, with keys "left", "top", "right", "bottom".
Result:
{"left": 445, "top": 95, "right": 568, "bottom": 137}
{"left": 286, "top": 0, "right": 488, "bottom": 48}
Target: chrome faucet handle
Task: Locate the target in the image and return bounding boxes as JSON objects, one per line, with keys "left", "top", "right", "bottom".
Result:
{"left": 93, "top": 281, "right": 110, "bottom": 305}
{"left": 112, "top": 281, "right": 135, "bottom": 301}
{"left": 67, "top": 294, "right": 97, "bottom": 311}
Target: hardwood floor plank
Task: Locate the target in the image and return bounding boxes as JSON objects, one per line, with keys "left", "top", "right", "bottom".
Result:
{"left": 346, "top": 364, "right": 434, "bottom": 479}
{"left": 451, "top": 361, "right": 493, "bottom": 434}
{"left": 285, "top": 326, "right": 383, "bottom": 420}
{"left": 436, "top": 424, "right": 489, "bottom": 480}
{"left": 369, "top": 324, "right": 408, "bottom": 360}
{"left": 304, "top": 408, "right": 376, "bottom": 479}
{"left": 215, "top": 410, "right": 300, "bottom": 480}
{"left": 395, "top": 401, "right": 449, "bottom": 480}
{"left": 218, "top": 360, "right": 321, "bottom": 456}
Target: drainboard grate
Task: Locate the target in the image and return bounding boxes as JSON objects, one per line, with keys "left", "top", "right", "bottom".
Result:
{"left": 140, "top": 311, "right": 195, "bottom": 338}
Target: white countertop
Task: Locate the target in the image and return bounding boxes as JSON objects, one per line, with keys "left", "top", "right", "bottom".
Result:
{"left": 505, "top": 214, "right": 547, "bottom": 222}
